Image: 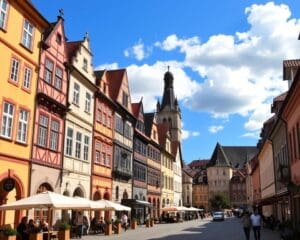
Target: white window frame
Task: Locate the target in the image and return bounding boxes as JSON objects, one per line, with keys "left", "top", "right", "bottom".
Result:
{"left": 95, "top": 150, "right": 100, "bottom": 164}
{"left": 73, "top": 82, "right": 80, "bottom": 105}
{"left": 22, "top": 19, "right": 33, "bottom": 49}
{"left": 85, "top": 92, "right": 91, "bottom": 113}
{"left": 50, "top": 120, "right": 59, "bottom": 151}
{"left": 54, "top": 66, "right": 63, "bottom": 90}
{"left": 65, "top": 127, "right": 73, "bottom": 156}
{"left": 38, "top": 115, "right": 48, "bottom": 147}
{"left": 75, "top": 132, "right": 82, "bottom": 158}
{"left": 83, "top": 135, "right": 89, "bottom": 161}
{"left": 1, "top": 102, "right": 14, "bottom": 138}
{"left": 44, "top": 58, "right": 53, "bottom": 84}
{"left": 23, "top": 67, "right": 32, "bottom": 89}
{"left": 10, "top": 58, "right": 20, "bottom": 82}
{"left": 17, "top": 109, "right": 29, "bottom": 143}
{"left": 0, "top": 0, "right": 8, "bottom": 29}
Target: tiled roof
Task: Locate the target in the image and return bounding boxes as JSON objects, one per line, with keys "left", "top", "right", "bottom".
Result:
{"left": 66, "top": 41, "right": 81, "bottom": 62}
{"left": 188, "top": 160, "right": 209, "bottom": 168}
{"left": 208, "top": 143, "right": 258, "bottom": 169}
{"left": 94, "top": 70, "right": 105, "bottom": 80}
{"left": 131, "top": 102, "right": 140, "bottom": 118}
{"left": 144, "top": 113, "right": 155, "bottom": 137}
{"left": 283, "top": 59, "right": 300, "bottom": 68}
{"left": 105, "top": 69, "right": 126, "bottom": 100}
{"left": 157, "top": 122, "right": 169, "bottom": 147}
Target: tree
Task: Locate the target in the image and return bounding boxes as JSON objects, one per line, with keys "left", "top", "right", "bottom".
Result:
{"left": 209, "top": 194, "right": 230, "bottom": 210}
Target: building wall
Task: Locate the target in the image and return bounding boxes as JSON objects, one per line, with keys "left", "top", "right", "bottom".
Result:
{"left": 192, "top": 184, "right": 209, "bottom": 210}
{"left": 173, "top": 148, "right": 182, "bottom": 206}
{"left": 161, "top": 151, "right": 174, "bottom": 208}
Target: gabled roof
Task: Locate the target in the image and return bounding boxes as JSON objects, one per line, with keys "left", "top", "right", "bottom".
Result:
{"left": 131, "top": 102, "right": 141, "bottom": 118}
{"left": 66, "top": 41, "right": 81, "bottom": 62}
{"left": 144, "top": 113, "right": 155, "bottom": 137}
{"left": 208, "top": 143, "right": 258, "bottom": 169}
{"left": 94, "top": 70, "right": 105, "bottom": 80}
{"left": 157, "top": 122, "right": 170, "bottom": 148}
{"left": 188, "top": 160, "right": 209, "bottom": 169}
{"left": 105, "top": 69, "right": 127, "bottom": 101}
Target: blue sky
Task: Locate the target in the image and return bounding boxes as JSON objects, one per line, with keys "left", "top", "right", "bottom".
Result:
{"left": 32, "top": 0, "right": 300, "bottom": 163}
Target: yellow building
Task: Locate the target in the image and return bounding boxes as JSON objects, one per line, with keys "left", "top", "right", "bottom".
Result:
{"left": 0, "top": 0, "right": 49, "bottom": 227}
{"left": 158, "top": 123, "right": 174, "bottom": 209}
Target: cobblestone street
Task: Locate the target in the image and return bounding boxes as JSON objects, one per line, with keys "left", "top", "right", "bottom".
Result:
{"left": 78, "top": 217, "right": 281, "bottom": 240}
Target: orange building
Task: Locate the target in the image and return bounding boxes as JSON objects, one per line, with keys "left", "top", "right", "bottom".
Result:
{"left": 0, "top": 0, "right": 49, "bottom": 226}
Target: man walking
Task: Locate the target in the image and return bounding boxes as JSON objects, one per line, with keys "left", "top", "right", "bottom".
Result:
{"left": 250, "top": 209, "right": 262, "bottom": 240}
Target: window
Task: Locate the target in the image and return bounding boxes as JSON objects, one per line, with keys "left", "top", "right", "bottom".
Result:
{"left": 85, "top": 92, "right": 91, "bottom": 113}
{"left": 17, "top": 109, "right": 28, "bottom": 143}
{"left": 65, "top": 128, "right": 73, "bottom": 156}
{"left": 22, "top": 19, "right": 33, "bottom": 49}
{"left": 44, "top": 59, "right": 53, "bottom": 84}
{"left": 83, "top": 58, "right": 88, "bottom": 72}
{"left": 0, "top": 0, "right": 8, "bottom": 29}
{"left": 56, "top": 33, "right": 62, "bottom": 45}
{"left": 38, "top": 115, "right": 48, "bottom": 147}
{"left": 50, "top": 120, "right": 59, "bottom": 151}
{"left": 115, "top": 115, "right": 123, "bottom": 133}
{"left": 75, "top": 132, "right": 82, "bottom": 158}
{"left": 124, "top": 122, "right": 132, "bottom": 139}
{"left": 1, "top": 102, "right": 14, "bottom": 138}
{"left": 122, "top": 91, "right": 128, "bottom": 108}
{"left": 23, "top": 67, "right": 32, "bottom": 89}
{"left": 95, "top": 150, "right": 100, "bottom": 163}
{"left": 10, "top": 58, "right": 20, "bottom": 82}
{"left": 83, "top": 135, "right": 89, "bottom": 161}
{"left": 73, "top": 83, "right": 80, "bottom": 105}
{"left": 54, "top": 67, "right": 62, "bottom": 90}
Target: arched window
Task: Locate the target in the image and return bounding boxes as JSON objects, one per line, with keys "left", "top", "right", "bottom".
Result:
{"left": 135, "top": 194, "right": 138, "bottom": 200}
{"left": 123, "top": 190, "right": 128, "bottom": 200}
{"left": 103, "top": 192, "right": 110, "bottom": 200}
{"left": 162, "top": 199, "right": 166, "bottom": 208}
{"left": 93, "top": 191, "right": 101, "bottom": 200}
{"left": 73, "top": 187, "right": 84, "bottom": 197}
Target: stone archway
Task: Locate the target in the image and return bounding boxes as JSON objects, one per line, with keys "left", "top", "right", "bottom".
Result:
{"left": 35, "top": 182, "right": 54, "bottom": 221}
{"left": 73, "top": 187, "right": 84, "bottom": 197}
{"left": 0, "top": 170, "right": 25, "bottom": 227}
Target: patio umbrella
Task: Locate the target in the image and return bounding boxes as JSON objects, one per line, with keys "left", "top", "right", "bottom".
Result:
{"left": 96, "top": 199, "right": 131, "bottom": 211}
{"left": 74, "top": 197, "right": 115, "bottom": 210}
{"left": 0, "top": 191, "right": 90, "bottom": 210}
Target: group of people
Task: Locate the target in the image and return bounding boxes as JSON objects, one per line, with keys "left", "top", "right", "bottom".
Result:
{"left": 16, "top": 216, "right": 49, "bottom": 240}
{"left": 241, "top": 209, "right": 263, "bottom": 240}
{"left": 71, "top": 211, "right": 90, "bottom": 238}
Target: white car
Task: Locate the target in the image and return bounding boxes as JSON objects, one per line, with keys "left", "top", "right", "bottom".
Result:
{"left": 212, "top": 211, "right": 225, "bottom": 221}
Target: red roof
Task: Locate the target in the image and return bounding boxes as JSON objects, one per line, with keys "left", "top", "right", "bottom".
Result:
{"left": 105, "top": 69, "right": 126, "bottom": 100}
{"left": 66, "top": 41, "right": 81, "bottom": 61}
{"left": 283, "top": 59, "right": 300, "bottom": 68}
{"left": 131, "top": 102, "right": 140, "bottom": 118}
{"left": 188, "top": 160, "right": 209, "bottom": 168}
{"left": 157, "top": 122, "right": 170, "bottom": 147}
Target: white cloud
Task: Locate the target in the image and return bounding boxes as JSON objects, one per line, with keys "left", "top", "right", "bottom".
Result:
{"left": 155, "top": 2, "right": 298, "bottom": 133}
{"left": 182, "top": 129, "right": 200, "bottom": 140}
{"left": 208, "top": 125, "right": 224, "bottom": 133}
{"left": 126, "top": 61, "right": 200, "bottom": 111}
{"left": 124, "top": 39, "right": 152, "bottom": 61}
{"left": 242, "top": 131, "right": 260, "bottom": 139}
{"left": 95, "top": 62, "right": 119, "bottom": 70}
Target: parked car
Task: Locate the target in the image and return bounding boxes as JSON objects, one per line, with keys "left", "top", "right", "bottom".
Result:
{"left": 212, "top": 211, "right": 225, "bottom": 221}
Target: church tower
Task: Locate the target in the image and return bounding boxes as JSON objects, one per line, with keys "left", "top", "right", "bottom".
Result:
{"left": 156, "top": 68, "right": 182, "bottom": 143}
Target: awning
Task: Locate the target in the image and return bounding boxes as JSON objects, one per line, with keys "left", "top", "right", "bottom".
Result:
{"left": 121, "top": 199, "right": 152, "bottom": 208}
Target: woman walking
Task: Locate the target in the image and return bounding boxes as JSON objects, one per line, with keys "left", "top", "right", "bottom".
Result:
{"left": 242, "top": 211, "right": 251, "bottom": 240}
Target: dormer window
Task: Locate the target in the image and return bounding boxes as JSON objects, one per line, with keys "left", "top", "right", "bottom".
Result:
{"left": 122, "top": 91, "right": 128, "bottom": 108}
{"left": 56, "top": 33, "right": 62, "bottom": 45}
{"left": 83, "top": 58, "right": 88, "bottom": 72}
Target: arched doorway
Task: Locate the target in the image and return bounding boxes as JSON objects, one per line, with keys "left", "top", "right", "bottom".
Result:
{"left": 35, "top": 183, "right": 53, "bottom": 222}
{"left": 0, "top": 172, "right": 25, "bottom": 227}
{"left": 73, "top": 187, "right": 84, "bottom": 197}
{"left": 93, "top": 191, "right": 102, "bottom": 219}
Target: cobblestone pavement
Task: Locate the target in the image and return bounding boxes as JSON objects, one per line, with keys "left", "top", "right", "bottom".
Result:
{"left": 76, "top": 217, "right": 281, "bottom": 240}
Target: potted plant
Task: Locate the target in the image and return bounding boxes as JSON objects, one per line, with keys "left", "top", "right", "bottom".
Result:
{"left": 58, "top": 222, "right": 70, "bottom": 240}
{"left": 131, "top": 218, "right": 137, "bottom": 230}
{"left": 105, "top": 219, "right": 112, "bottom": 235}
{"left": 114, "top": 219, "right": 122, "bottom": 234}
{"left": 29, "top": 228, "right": 43, "bottom": 240}
{"left": 150, "top": 217, "right": 154, "bottom": 227}
{"left": 145, "top": 219, "right": 150, "bottom": 228}
{"left": 1, "top": 228, "right": 18, "bottom": 240}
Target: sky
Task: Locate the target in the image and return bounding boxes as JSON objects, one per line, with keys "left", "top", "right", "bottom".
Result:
{"left": 32, "top": 0, "right": 300, "bottom": 164}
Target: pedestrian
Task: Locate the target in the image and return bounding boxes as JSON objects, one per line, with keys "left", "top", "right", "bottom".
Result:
{"left": 121, "top": 212, "right": 128, "bottom": 231}
{"left": 241, "top": 211, "right": 251, "bottom": 240}
{"left": 250, "top": 209, "right": 262, "bottom": 240}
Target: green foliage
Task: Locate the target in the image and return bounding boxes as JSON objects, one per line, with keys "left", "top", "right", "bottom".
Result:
{"left": 105, "top": 219, "right": 112, "bottom": 224}
{"left": 59, "top": 222, "right": 70, "bottom": 230}
{"left": 209, "top": 194, "right": 230, "bottom": 210}
{"left": 3, "top": 228, "right": 18, "bottom": 236}
{"left": 114, "top": 218, "right": 121, "bottom": 225}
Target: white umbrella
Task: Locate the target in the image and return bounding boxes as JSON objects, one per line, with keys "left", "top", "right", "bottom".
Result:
{"left": 176, "top": 206, "right": 190, "bottom": 211}
{"left": 96, "top": 199, "right": 131, "bottom": 211}
{"left": 0, "top": 191, "right": 90, "bottom": 210}
{"left": 187, "top": 207, "right": 200, "bottom": 211}
{"left": 74, "top": 197, "right": 114, "bottom": 210}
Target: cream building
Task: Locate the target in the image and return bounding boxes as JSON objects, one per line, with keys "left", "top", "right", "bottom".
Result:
{"left": 62, "top": 34, "right": 96, "bottom": 198}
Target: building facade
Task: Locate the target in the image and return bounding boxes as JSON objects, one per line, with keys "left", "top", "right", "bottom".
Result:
{"left": 62, "top": 35, "right": 96, "bottom": 199}
{"left": 0, "top": 0, "right": 49, "bottom": 226}
{"left": 182, "top": 169, "right": 193, "bottom": 207}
